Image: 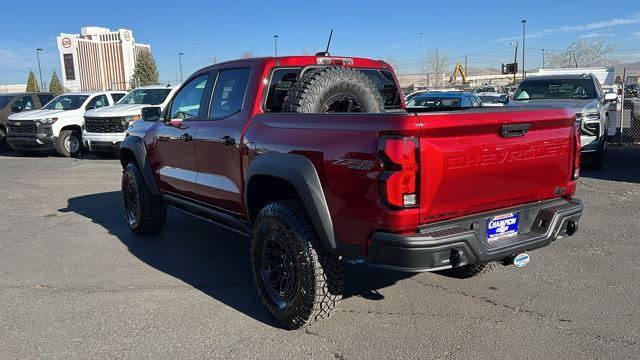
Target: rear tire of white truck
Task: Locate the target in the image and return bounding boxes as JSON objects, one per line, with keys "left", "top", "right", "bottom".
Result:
{"left": 54, "top": 129, "right": 82, "bottom": 157}
{"left": 282, "top": 67, "right": 385, "bottom": 113}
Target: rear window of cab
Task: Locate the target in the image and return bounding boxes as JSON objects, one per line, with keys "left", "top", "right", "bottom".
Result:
{"left": 264, "top": 67, "right": 402, "bottom": 112}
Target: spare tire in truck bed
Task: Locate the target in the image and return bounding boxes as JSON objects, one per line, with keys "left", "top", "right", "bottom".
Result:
{"left": 282, "top": 67, "right": 385, "bottom": 113}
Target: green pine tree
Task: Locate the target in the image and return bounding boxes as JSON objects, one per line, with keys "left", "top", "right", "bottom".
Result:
{"left": 49, "top": 71, "right": 64, "bottom": 95}
{"left": 130, "top": 50, "right": 159, "bottom": 88}
{"left": 26, "top": 71, "right": 39, "bottom": 92}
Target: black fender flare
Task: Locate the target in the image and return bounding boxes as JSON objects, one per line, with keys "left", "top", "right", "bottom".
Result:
{"left": 119, "top": 135, "right": 161, "bottom": 196}
{"left": 245, "top": 152, "right": 337, "bottom": 253}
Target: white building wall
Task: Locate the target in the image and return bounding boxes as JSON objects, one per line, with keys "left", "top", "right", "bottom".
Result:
{"left": 56, "top": 27, "right": 152, "bottom": 91}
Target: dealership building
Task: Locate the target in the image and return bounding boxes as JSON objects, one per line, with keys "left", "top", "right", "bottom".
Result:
{"left": 56, "top": 27, "right": 151, "bottom": 91}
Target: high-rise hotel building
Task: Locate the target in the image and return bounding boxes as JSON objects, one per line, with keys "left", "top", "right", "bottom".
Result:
{"left": 56, "top": 27, "right": 151, "bottom": 91}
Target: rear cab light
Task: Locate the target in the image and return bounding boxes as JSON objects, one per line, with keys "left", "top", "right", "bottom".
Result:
{"left": 316, "top": 57, "right": 354, "bottom": 66}
{"left": 377, "top": 136, "right": 419, "bottom": 208}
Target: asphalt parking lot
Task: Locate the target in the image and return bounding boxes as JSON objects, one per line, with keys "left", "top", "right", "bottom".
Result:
{"left": 1, "top": 147, "right": 639, "bottom": 359}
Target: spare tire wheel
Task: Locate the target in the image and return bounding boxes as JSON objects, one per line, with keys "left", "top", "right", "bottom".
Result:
{"left": 282, "top": 67, "right": 385, "bottom": 113}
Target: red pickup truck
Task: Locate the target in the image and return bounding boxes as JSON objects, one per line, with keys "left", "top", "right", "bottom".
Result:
{"left": 119, "top": 55, "right": 583, "bottom": 329}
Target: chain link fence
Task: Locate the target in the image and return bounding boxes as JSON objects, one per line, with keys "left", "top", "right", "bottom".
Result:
{"left": 613, "top": 75, "right": 640, "bottom": 145}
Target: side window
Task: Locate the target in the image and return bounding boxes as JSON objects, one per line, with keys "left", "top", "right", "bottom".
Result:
{"left": 461, "top": 96, "right": 472, "bottom": 107}
{"left": 265, "top": 69, "right": 301, "bottom": 112}
{"left": 111, "top": 93, "right": 126, "bottom": 103}
{"left": 86, "top": 95, "right": 109, "bottom": 109}
{"left": 13, "top": 95, "right": 35, "bottom": 111}
{"left": 209, "top": 68, "right": 251, "bottom": 119}
{"left": 169, "top": 74, "right": 209, "bottom": 119}
{"left": 37, "top": 94, "right": 54, "bottom": 107}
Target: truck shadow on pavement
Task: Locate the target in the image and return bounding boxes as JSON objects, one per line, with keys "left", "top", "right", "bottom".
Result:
{"left": 581, "top": 146, "right": 640, "bottom": 184}
{"left": 61, "top": 191, "right": 415, "bottom": 328}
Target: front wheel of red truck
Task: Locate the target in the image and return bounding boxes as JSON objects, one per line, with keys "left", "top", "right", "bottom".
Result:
{"left": 251, "top": 200, "right": 344, "bottom": 329}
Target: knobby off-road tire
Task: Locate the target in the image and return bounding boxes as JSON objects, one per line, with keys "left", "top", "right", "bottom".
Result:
{"left": 282, "top": 67, "right": 385, "bottom": 113}
{"left": 437, "top": 262, "right": 494, "bottom": 279}
{"left": 251, "top": 200, "right": 344, "bottom": 329}
{"left": 121, "top": 162, "right": 167, "bottom": 236}
{"left": 54, "top": 129, "right": 82, "bottom": 157}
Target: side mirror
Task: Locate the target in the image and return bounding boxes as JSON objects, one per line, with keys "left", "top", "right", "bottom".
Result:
{"left": 604, "top": 92, "right": 618, "bottom": 102}
{"left": 10, "top": 105, "right": 23, "bottom": 113}
{"left": 86, "top": 105, "right": 96, "bottom": 110}
{"left": 141, "top": 106, "right": 162, "bottom": 122}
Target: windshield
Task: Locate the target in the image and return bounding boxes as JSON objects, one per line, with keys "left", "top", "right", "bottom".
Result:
{"left": 117, "top": 88, "right": 172, "bottom": 105}
{"left": 514, "top": 78, "right": 597, "bottom": 100}
{"left": 43, "top": 95, "right": 89, "bottom": 110}
{"left": 0, "top": 96, "right": 12, "bottom": 109}
{"left": 407, "top": 96, "right": 461, "bottom": 108}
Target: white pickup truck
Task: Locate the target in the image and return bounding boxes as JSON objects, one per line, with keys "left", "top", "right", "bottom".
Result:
{"left": 83, "top": 85, "right": 177, "bottom": 156}
{"left": 6, "top": 91, "right": 126, "bottom": 157}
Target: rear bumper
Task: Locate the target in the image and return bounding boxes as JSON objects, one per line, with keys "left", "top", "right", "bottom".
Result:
{"left": 367, "top": 198, "right": 583, "bottom": 272}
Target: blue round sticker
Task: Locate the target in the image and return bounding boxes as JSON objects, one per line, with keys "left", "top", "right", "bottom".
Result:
{"left": 513, "top": 253, "right": 530, "bottom": 268}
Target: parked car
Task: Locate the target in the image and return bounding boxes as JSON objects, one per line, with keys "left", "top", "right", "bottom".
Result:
{"left": 6, "top": 91, "right": 125, "bottom": 156}
{"left": 478, "top": 92, "right": 507, "bottom": 107}
{"left": 474, "top": 85, "right": 500, "bottom": 94}
{"left": 118, "top": 55, "right": 583, "bottom": 329}
{"left": 625, "top": 84, "right": 637, "bottom": 98}
{"left": 0, "top": 92, "right": 54, "bottom": 152}
{"left": 82, "top": 85, "right": 177, "bottom": 156}
{"left": 406, "top": 91, "right": 483, "bottom": 109}
{"left": 510, "top": 73, "right": 617, "bottom": 169}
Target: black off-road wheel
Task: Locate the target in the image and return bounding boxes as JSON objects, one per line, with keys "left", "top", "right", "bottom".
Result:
{"left": 437, "top": 262, "right": 494, "bottom": 279}
{"left": 251, "top": 200, "right": 344, "bottom": 329}
{"left": 282, "top": 67, "right": 385, "bottom": 113}
{"left": 121, "top": 162, "right": 167, "bottom": 236}
{"left": 54, "top": 129, "right": 82, "bottom": 157}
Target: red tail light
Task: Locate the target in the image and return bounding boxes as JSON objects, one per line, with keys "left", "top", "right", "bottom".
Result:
{"left": 378, "top": 136, "right": 419, "bottom": 208}
{"left": 572, "top": 122, "right": 581, "bottom": 180}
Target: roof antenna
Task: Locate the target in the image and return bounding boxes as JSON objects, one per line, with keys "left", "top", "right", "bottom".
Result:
{"left": 315, "top": 29, "right": 333, "bottom": 57}
{"left": 274, "top": 34, "right": 280, "bottom": 66}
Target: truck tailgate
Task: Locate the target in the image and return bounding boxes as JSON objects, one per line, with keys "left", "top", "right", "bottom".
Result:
{"left": 417, "top": 107, "right": 576, "bottom": 224}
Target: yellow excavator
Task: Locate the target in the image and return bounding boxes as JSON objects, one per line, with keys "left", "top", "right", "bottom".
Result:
{"left": 450, "top": 62, "right": 467, "bottom": 84}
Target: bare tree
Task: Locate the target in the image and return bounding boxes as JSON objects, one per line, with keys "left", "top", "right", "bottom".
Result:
{"left": 241, "top": 51, "right": 256, "bottom": 59}
{"left": 298, "top": 47, "right": 314, "bottom": 56}
{"left": 547, "top": 38, "right": 615, "bottom": 68}
{"left": 426, "top": 48, "right": 450, "bottom": 85}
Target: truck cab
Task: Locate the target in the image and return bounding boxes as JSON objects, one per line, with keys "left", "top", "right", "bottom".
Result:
{"left": 83, "top": 85, "right": 177, "bottom": 155}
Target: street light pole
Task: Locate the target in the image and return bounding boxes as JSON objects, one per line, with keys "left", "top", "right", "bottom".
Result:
{"left": 420, "top": 32, "right": 425, "bottom": 84}
{"left": 36, "top": 48, "right": 44, "bottom": 92}
{"left": 521, "top": 20, "right": 526, "bottom": 79}
{"left": 178, "top": 52, "right": 184, "bottom": 83}
{"left": 194, "top": 42, "right": 201, "bottom": 65}
{"left": 542, "top": 48, "right": 545, "bottom": 69}
{"left": 511, "top": 42, "right": 518, "bottom": 83}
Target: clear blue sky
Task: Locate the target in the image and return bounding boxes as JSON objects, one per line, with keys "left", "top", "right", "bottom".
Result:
{"left": 1, "top": 0, "right": 639, "bottom": 84}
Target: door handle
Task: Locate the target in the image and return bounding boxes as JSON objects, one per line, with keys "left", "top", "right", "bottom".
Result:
{"left": 500, "top": 123, "right": 530, "bottom": 138}
{"left": 180, "top": 133, "right": 193, "bottom": 142}
{"left": 220, "top": 135, "right": 236, "bottom": 146}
